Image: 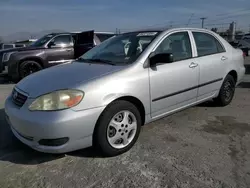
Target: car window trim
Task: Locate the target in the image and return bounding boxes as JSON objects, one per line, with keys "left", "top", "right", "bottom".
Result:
{"left": 191, "top": 31, "right": 226, "bottom": 58}
{"left": 150, "top": 30, "right": 194, "bottom": 64}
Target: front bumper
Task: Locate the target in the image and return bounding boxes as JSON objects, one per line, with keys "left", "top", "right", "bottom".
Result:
{"left": 4, "top": 96, "right": 105, "bottom": 153}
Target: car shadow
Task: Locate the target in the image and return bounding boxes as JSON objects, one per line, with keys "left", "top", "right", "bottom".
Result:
{"left": 0, "top": 108, "right": 103, "bottom": 165}
{"left": 0, "top": 75, "right": 14, "bottom": 85}
{"left": 238, "top": 82, "right": 250, "bottom": 88}
{"left": 0, "top": 108, "right": 65, "bottom": 165}
{"left": 197, "top": 100, "right": 221, "bottom": 108}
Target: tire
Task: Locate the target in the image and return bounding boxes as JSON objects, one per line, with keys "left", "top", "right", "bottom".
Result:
{"left": 19, "top": 60, "right": 43, "bottom": 79}
{"left": 214, "top": 74, "right": 236, "bottom": 106}
{"left": 94, "top": 100, "right": 142, "bottom": 157}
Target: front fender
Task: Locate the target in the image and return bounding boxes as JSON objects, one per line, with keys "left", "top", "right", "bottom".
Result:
{"left": 71, "top": 65, "right": 151, "bottom": 116}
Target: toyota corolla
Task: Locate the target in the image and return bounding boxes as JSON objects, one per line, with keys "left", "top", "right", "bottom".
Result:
{"left": 5, "top": 28, "right": 245, "bottom": 156}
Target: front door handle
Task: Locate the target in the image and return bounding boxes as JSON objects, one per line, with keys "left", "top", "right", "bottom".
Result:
{"left": 189, "top": 62, "right": 198, "bottom": 68}
{"left": 221, "top": 56, "right": 228, "bottom": 61}
{"left": 66, "top": 49, "right": 73, "bottom": 52}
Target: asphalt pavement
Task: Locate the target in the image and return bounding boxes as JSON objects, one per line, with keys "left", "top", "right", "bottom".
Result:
{"left": 0, "top": 58, "right": 250, "bottom": 188}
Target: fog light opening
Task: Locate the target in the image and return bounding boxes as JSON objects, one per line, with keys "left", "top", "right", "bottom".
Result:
{"left": 38, "top": 137, "right": 69, "bottom": 146}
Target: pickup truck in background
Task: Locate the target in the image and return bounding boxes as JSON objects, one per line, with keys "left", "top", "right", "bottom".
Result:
{"left": 0, "top": 30, "right": 115, "bottom": 82}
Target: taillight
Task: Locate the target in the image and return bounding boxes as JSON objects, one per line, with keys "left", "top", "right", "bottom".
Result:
{"left": 243, "top": 51, "right": 246, "bottom": 58}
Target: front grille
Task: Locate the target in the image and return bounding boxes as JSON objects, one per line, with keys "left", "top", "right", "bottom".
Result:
{"left": 12, "top": 88, "right": 28, "bottom": 107}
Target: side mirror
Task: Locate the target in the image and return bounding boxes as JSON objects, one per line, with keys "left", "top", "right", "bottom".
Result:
{"left": 48, "top": 42, "right": 56, "bottom": 48}
{"left": 149, "top": 53, "right": 174, "bottom": 66}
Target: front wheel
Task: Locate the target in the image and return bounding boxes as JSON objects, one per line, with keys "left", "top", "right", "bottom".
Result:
{"left": 19, "top": 60, "right": 42, "bottom": 79}
{"left": 214, "top": 75, "right": 236, "bottom": 106}
{"left": 94, "top": 100, "right": 141, "bottom": 157}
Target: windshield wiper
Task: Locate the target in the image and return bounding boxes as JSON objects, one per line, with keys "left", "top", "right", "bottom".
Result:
{"left": 77, "top": 58, "right": 115, "bottom": 65}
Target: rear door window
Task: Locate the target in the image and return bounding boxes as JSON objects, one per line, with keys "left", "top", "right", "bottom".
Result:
{"left": 192, "top": 32, "right": 225, "bottom": 57}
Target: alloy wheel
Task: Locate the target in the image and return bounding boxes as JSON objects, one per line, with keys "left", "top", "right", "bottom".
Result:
{"left": 107, "top": 110, "right": 137, "bottom": 149}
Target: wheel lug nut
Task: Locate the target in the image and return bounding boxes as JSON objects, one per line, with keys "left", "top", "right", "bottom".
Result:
{"left": 118, "top": 129, "right": 121, "bottom": 132}
{"left": 125, "top": 130, "right": 128, "bottom": 133}
{"left": 121, "top": 124, "right": 124, "bottom": 127}
{"left": 125, "top": 125, "right": 128, "bottom": 128}
{"left": 121, "top": 133, "right": 124, "bottom": 136}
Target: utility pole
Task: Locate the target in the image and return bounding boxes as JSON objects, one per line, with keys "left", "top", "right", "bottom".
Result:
{"left": 200, "top": 17, "right": 207, "bottom": 28}
{"left": 186, "top": 13, "right": 194, "bottom": 27}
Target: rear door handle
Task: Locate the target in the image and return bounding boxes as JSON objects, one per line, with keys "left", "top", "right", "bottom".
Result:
{"left": 189, "top": 62, "right": 198, "bottom": 68}
{"left": 221, "top": 56, "right": 228, "bottom": 61}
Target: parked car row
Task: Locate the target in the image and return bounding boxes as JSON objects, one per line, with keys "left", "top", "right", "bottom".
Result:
{"left": 5, "top": 28, "right": 245, "bottom": 156}
{"left": 0, "top": 30, "right": 115, "bottom": 81}
{"left": 229, "top": 34, "right": 250, "bottom": 56}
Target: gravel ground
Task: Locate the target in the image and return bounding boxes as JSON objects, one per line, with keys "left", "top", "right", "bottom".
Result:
{"left": 0, "top": 58, "right": 250, "bottom": 188}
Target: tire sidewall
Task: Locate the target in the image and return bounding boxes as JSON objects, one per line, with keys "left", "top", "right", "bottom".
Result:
{"left": 217, "top": 75, "right": 236, "bottom": 106}
{"left": 19, "top": 61, "right": 42, "bottom": 79}
{"left": 95, "top": 100, "right": 142, "bottom": 156}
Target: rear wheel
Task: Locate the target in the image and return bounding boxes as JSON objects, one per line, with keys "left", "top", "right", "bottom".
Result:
{"left": 94, "top": 100, "right": 141, "bottom": 157}
{"left": 19, "top": 60, "right": 42, "bottom": 79}
{"left": 214, "top": 75, "right": 236, "bottom": 106}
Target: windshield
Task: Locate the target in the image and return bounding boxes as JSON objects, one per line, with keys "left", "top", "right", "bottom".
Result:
{"left": 30, "top": 34, "right": 55, "bottom": 47}
{"left": 79, "top": 31, "right": 160, "bottom": 64}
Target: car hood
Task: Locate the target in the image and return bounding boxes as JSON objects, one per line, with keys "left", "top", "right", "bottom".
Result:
{"left": 16, "top": 61, "right": 124, "bottom": 98}
{"left": 0, "top": 48, "right": 19, "bottom": 53}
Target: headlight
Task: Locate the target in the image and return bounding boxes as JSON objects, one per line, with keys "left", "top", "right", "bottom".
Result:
{"left": 29, "top": 90, "right": 84, "bottom": 111}
{"left": 2, "top": 52, "right": 15, "bottom": 62}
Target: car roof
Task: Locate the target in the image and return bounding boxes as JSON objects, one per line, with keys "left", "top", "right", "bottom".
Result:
{"left": 122, "top": 27, "right": 214, "bottom": 34}
{"left": 47, "top": 31, "right": 115, "bottom": 36}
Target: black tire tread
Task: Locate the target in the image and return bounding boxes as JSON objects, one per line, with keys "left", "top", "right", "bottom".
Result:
{"left": 19, "top": 60, "right": 42, "bottom": 79}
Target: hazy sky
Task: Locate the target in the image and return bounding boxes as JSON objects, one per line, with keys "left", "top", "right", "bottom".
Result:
{"left": 0, "top": 0, "right": 249, "bottom": 36}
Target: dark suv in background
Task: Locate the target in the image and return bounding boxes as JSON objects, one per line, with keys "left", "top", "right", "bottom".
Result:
{"left": 0, "top": 30, "right": 115, "bottom": 82}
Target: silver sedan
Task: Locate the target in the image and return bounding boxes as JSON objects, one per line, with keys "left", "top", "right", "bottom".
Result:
{"left": 5, "top": 28, "right": 245, "bottom": 156}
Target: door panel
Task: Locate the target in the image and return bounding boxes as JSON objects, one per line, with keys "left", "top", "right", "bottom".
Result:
{"left": 196, "top": 54, "right": 225, "bottom": 100}
{"left": 74, "top": 30, "right": 94, "bottom": 58}
{"left": 150, "top": 60, "right": 199, "bottom": 118}
{"left": 45, "top": 47, "right": 74, "bottom": 66}
{"left": 75, "top": 30, "right": 94, "bottom": 45}
{"left": 191, "top": 32, "right": 226, "bottom": 100}
{"left": 46, "top": 34, "right": 74, "bottom": 67}
{"left": 149, "top": 31, "right": 199, "bottom": 118}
